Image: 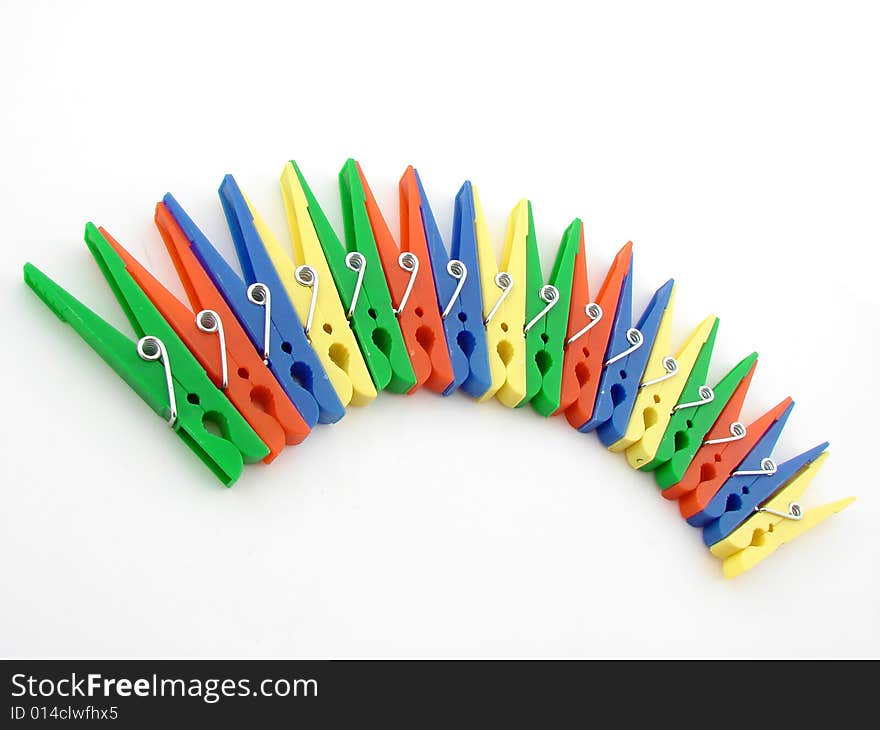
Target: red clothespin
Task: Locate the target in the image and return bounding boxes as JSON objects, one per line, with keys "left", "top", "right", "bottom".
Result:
{"left": 99, "top": 204, "right": 311, "bottom": 462}
{"left": 660, "top": 359, "right": 759, "bottom": 501}
{"left": 356, "top": 162, "right": 454, "bottom": 394}
{"left": 556, "top": 236, "right": 633, "bottom": 428}
{"left": 669, "top": 383, "right": 795, "bottom": 520}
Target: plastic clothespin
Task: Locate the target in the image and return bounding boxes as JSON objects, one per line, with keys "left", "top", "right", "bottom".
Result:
{"left": 605, "top": 283, "right": 678, "bottom": 451}
{"left": 699, "top": 440, "right": 830, "bottom": 547}
{"left": 161, "top": 193, "right": 320, "bottom": 428}
{"left": 523, "top": 217, "right": 580, "bottom": 416}
{"left": 710, "top": 453, "right": 855, "bottom": 578}
{"left": 99, "top": 220, "right": 309, "bottom": 464}
{"left": 219, "top": 175, "right": 345, "bottom": 424}
{"left": 556, "top": 239, "right": 632, "bottom": 428}
{"left": 658, "top": 356, "right": 758, "bottom": 498}
{"left": 622, "top": 315, "right": 719, "bottom": 469}
{"left": 595, "top": 279, "right": 676, "bottom": 444}
{"left": 284, "top": 160, "right": 415, "bottom": 394}
{"left": 634, "top": 317, "right": 721, "bottom": 470}
{"left": 473, "top": 194, "right": 529, "bottom": 407}
{"left": 577, "top": 253, "right": 656, "bottom": 433}
{"left": 352, "top": 162, "right": 454, "bottom": 394}
{"left": 411, "top": 173, "right": 492, "bottom": 398}
{"left": 229, "top": 174, "right": 377, "bottom": 409}
{"left": 674, "top": 397, "right": 794, "bottom": 519}
{"left": 652, "top": 352, "right": 759, "bottom": 488}
{"left": 102, "top": 219, "right": 310, "bottom": 463}
{"left": 685, "top": 395, "right": 792, "bottom": 525}
{"left": 23, "top": 225, "right": 269, "bottom": 486}
{"left": 685, "top": 400, "right": 817, "bottom": 530}
{"left": 336, "top": 159, "right": 418, "bottom": 393}
{"left": 606, "top": 284, "right": 677, "bottom": 452}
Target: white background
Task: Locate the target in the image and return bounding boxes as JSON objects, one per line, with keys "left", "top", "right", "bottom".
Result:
{"left": 1, "top": 0, "right": 877, "bottom": 658}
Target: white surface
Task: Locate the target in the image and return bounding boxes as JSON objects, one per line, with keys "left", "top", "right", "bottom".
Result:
{"left": 1, "top": 0, "right": 878, "bottom": 658}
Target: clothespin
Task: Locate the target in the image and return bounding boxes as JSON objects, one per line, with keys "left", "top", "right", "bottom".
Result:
{"left": 685, "top": 400, "right": 822, "bottom": 534}
{"left": 604, "top": 283, "right": 677, "bottom": 452}
{"left": 556, "top": 238, "right": 632, "bottom": 428}
{"left": 658, "top": 356, "right": 758, "bottom": 498}
{"left": 673, "top": 397, "right": 794, "bottom": 520}
{"left": 635, "top": 322, "right": 731, "bottom": 475}
{"left": 228, "top": 173, "right": 377, "bottom": 409}
{"left": 23, "top": 225, "right": 269, "bottom": 486}
{"left": 710, "top": 453, "right": 854, "bottom": 578}
{"left": 473, "top": 193, "right": 529, "bottom": 407}
{"left": 283, "top": 160, "right": 415, "bottom": 394}
{"left": 346, "top": 161, "right": 453, "bottom": 393}
{"left": 621, "top": 315, "right": 719, "bottom": 469}
{"left": 633, "top": 317, "right": 721, "bottom": 470}
{"left": 219, "top": 175, "right": 345, "bottom": 424}
{"left": 103, "top": 217, "right": 310, "bottom": 463}
{"left": 577, "top": 252, "right": 654, "bottom": 433}
{"left": 410, "top": 173, "right": 492, "bottom": 398}
{"left": 336, "top": 159, "right": 418, "bottom": 393}
{"left": 699, "top": 439, "right": 830, "bottom": 547}
{"left": 606, "top": 284, "right": 677, "bottom": 452}
{"left": 523, "top": 217, "right": 580, "bottom": 416}
{"left": 595, "top": 279, "right": 676, "bottom": 445}
{"left": 162, "top": 193, "right": 320, "bottom": 428}
{"left": 652, "top": 352, "right": 758, "bottom": 488}
{"left": 352, "top": 162, "right": 454, "bottom": 393}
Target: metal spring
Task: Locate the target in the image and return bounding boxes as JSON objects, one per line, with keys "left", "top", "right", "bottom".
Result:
{"left": 523, "top": 285, "right": 560, "bottom": 334}
{"left": 441, "top": 259, "right": 467, "bottom": 320}
{"left": 703, "top": 421, "right": 747, "bottom": 446}
{"left": 756, "top": 501, "right": 803, "bottom": 521}
{"left": 196, "top": 309, "right": 228, "bottom": 390}
{"left": 565, "top": 302, "right": 603, "bottom": 346}
{"left": 639, "top": 356, "right": 679, "bottom": 389}
{"left": 294, "top": 264, "right": 319, "bottom": 338}
{"left": 732, "top": 457, "right": 778, "bottom": 477}
{"left": 604, "top": 328, "right": 643, "bottom": 366}
{"left": 672, "top": 385, "right": 715, "bottom": 412}
{"left": 247, "top": 282, "right": 271, "bottom": 364}
{"left": 137, "top": 335, "right": 177, "bottom": 427}
{"left": 484, "top": 271, "right": 513, "bottom": 325}
{"left": 394, "top": 252, "right": 419, "bottom": 316}
{"left": 344, "top": 252, "right": 366, "bottom": 320}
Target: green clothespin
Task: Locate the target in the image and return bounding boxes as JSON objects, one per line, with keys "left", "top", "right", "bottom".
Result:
{"left": 653, "top": 351, "right": 759, "bottom": 487}
{"left": 338, "top": 159, "right": 417, "bottom": 393}
{"left": 639, "top": 318, "right": 722, "bottom": 472}
{"left": 283, "top": 160, "right": 416, "bottom": 394}
{"left": 523, "top": 210, "right": 580, "bottom": 416}
{"left": 23, "top": 223, "right": 268, "bottom": 486}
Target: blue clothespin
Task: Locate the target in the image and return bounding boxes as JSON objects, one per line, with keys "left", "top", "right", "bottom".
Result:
{"left": 701, "top": 439, "right": 830, "bottom": 546}
{"left": 687, "top": 400, "right": 795, "bottom": 528}
{"left": 163, "top": 192, "right": 323, "bottom": 428}
{"left": 700, "top": 439, "right": 829, "bottom": 547}
{"left": 596, "top": 278, "right": 675, "bottom": 446}
{"left": 417, "top": 175, "right": 491, "bottom": 398}
{"left": 578, "top": 256, "right": 637, "bottom": 433}
{"left": 218, "top": 175, "right": 345, "bottom": 424}
{"left": 690, "top": 402, "right": 830, "bottom": 546}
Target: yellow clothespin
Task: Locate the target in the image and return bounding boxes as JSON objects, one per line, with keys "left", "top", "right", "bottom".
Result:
{"left": 607, "top": 284, "right": 678, "bottom": 452}
{"left": 244, "top": 177, "right": 377, "bottom": 408}
{"left": 622, "top": 314, "right": 718, "bottom": 468}
{"left": 473, "top": 190, "right": 529, "bottom": 407}
{"left": 710, "top": 453, "right": 854, "bottom": 577}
